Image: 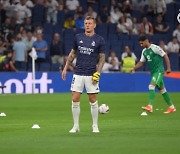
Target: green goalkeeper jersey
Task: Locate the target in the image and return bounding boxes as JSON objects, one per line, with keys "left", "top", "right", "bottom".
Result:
{"left": 140, "top": 44, "right": 166, "bottom": 74}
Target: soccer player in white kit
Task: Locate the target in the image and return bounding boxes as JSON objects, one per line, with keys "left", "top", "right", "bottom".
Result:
{"left": 62, "top": 16, "right": 105, "bottom": 133}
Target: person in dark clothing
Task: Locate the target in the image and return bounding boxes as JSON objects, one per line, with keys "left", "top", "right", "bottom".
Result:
{"left": 50, "top": 33, "right": 64, "bottom": 67}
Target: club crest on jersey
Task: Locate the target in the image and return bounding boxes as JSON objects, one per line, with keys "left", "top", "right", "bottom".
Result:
{"left": 80, "top": 40, "right": 83, "bottom": 43}
{"left": 91, "top": 41, "right": 95, "bottom": 46}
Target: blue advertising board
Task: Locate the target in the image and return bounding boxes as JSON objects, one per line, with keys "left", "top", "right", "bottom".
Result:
{"left": 0, "top": 72, "right": 180, "bottom": 94}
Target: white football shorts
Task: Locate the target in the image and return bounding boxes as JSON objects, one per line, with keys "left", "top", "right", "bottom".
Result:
{"left": 70, "top": 74, "right": 100, "bottom": 93}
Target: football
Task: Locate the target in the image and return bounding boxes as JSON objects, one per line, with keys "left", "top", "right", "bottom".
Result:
{"left": 99, "top": 104, "right": 109, "bottom": 114}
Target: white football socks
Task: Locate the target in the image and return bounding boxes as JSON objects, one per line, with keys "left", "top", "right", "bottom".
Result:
{"left": 72, "top": 101, "right": 80, "bottom": 127}
{"left": 170, "top": 105, "right": 175, "bottom": 108}
{"left": 90, "top": 101, "right": 98, "bottom": 126}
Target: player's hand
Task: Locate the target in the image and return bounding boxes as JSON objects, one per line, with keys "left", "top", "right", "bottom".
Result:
{"left": 166, "top": 68, "right": 171, "bottom": 74}
{"left": 62, "top": 69, "right": 67, "bottom": 80}
{"left": 130, "top": 68, "right": 135, "bottom": 73}
{"left": 92, "top": 72, "right": 100, "bottom": 84}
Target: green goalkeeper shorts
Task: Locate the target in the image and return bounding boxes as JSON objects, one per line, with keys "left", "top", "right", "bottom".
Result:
{"left": 151, "top": 72, "right": 164, "bottom": 87}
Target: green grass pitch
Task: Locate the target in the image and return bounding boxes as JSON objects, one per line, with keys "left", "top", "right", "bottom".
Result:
{"left": 0, "top": 93, "right": 180, "bottom": 154}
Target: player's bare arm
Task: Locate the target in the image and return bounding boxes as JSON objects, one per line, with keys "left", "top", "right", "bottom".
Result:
{"left": 9, "top": 61, "right": 18, "bottom": 72}
{"left": 97, "top": 53, "right": 105, "bottom": 73}
{"left": 92, "top": 53, "right": 105, "bottom": 84}
{"left": 62, "top": 49, "right": 76, "bottom": 80}
{"left": 163, "top": 54, "right": 171, "bottom": 73}
{"left": 131, "top": 61, "right": 144, "bottom": 72}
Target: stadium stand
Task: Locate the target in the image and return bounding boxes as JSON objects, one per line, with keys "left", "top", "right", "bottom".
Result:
{"left": 0, "top": 0, "right": 179, "bottom": 72}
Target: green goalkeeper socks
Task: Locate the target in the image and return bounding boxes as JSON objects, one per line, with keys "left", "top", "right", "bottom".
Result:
{"left": 162, "top": 92, "right": 173, "bottom": 106}
{"left": 149, "top": 90, "right": 155, "bottom": 105}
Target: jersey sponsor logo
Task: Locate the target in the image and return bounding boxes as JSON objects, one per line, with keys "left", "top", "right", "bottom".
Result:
{"left": 91, "top": 41, "right": 95, "bottom": 46}
{"left": 147, "top": 55, "right": 152, "bottom": 61}
{"left": 78, "top": 46, "right": 94, "bottom": 55}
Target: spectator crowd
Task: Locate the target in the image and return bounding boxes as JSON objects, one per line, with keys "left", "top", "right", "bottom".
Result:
{"left": 0, "top": 0, "right": 179, "bottom": 72}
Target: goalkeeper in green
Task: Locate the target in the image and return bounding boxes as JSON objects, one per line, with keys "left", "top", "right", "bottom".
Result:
{"left": 132, "top": 35, "right": 176, "bottom": 114}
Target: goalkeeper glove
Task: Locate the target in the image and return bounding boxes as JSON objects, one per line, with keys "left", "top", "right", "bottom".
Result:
{"left": 92, "top": 72, "right": 100, "bottom": 83}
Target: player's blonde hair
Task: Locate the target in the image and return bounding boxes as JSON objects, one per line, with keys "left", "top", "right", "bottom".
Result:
{"left": 85, "top": 16, "right": 96, "bottom": 24}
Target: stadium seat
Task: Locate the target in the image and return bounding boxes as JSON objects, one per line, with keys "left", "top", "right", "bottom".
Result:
{"left": 88, "top": 3, "right": 99, "bottom": 13}
{"left": 108, "top": 23, "right": 117, "bottom": 34}
{"left": 167, "top": 3, "right": 175, "bottom": 13}
{"left": 39, "top": 62, "right": 51, "bottom": 72}
{"left": 97, "top": 31, "right": 108, "bottom": 41}
{"left": 165, "top": 3, "right": 175, "bottom": 23}
{"left": 105, "top": 42, "right": 110, "bottom": 56}
{"left": 110, "top": 41, "right": 122, "bottom": 58}
{"left": 129, "top": 35, "right": 139, "bottom": 41}
{"left": 146, "top": 16, "right": 153, "bottom": 23}
{"left": 122, "top": 40, "right": 133, "bottom": 50}
{"left": 27, "top": 62, "right": 38, "bottom": 72}
{"left": 75, "top": 28, "right": 84, "bottom": 34}
{"left": 64, "top": 38, "right": 73, "bottom": 45}
{"left": 66, "top": 10, "right": 76, "bottom": 17}
{"left": 110, "top": 40, "right": 122, "bottom": 47}
{"left": 133, "top": 40, "right": 142, "bottom": 51}
{"left": 133, "top": 49, "right": 142, "bottom": 61}
{"left": 15, "top": 62, "right": 27, "bottom": 72}
{"left": 152, "top": 38, "right": 160, "bottom": 44}
{"left": 97, "top": 23, "right": 108, "bottom": 40}
{"left": 51, "top": 63, "right": 61, "bottom": 72}
{"left": 163, "top": 33, "right": 172, "bottom": 44}
{"left": 99, "top": 0, "right": 110, "bottom": 10}
{"left": 175, "top": 3, "right": 180, "bottom": 14}
{"left": 168, "top": 53, "right": 179, "bottom": 71}
{"left": 79, "top": 0, "right": 88, "bottom": 12}
{"left": 118, "top": 34, "right": 129, "bottom": 41}
{"left": 152, "top": 34, "right": 164, "bottom": 41}
{"left": 64, "top": 43, "right": 73, "bottom": 55}
{"left": 108, "top": 33, "right": 119, "bottom": 41}
{"left": 43, "top": 34, "right": 52, "bottom": 46}
{"left": 64, "top": 29, "right": 75, "bottom": 39}
{"left": 43, "top": 23, "right": 53, "bottom": 35}
{"left": 32, "top": 4, "right": 46, "bottom": 25}
{"left": 164, "top": 12, "right": 175, "bottom": 23}
{"left": 53, "top": 24, "right": 63, "bottom": 38}
{"left": 57, "top": 11, "right": 66, "bottom": 27}
{"left": 132, "top": 10, "right": 142, "bottom": 22}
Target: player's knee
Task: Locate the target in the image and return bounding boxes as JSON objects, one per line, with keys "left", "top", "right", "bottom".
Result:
{"left": 72, "top": 96, "right": 80, "bottom": 102}
{"left": 149, "top": 85, "right": 155, "bottom": 90}
{"left": 89, "top": 98, "right": 97, "bottom": 103}
{"left": 160, "top": 88, "right": 166, "bottom": 94}
{"left": 72, "top": 101, "right": 80, "bottom": 106}
{"left": 90, "top": 100, "right": 98, "bottom": 106}
{"left": 88, "top": 94, "right": 97, "bottom": 103}
{"left": 72, "top": 91, "right": 81, "bottom": 102}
